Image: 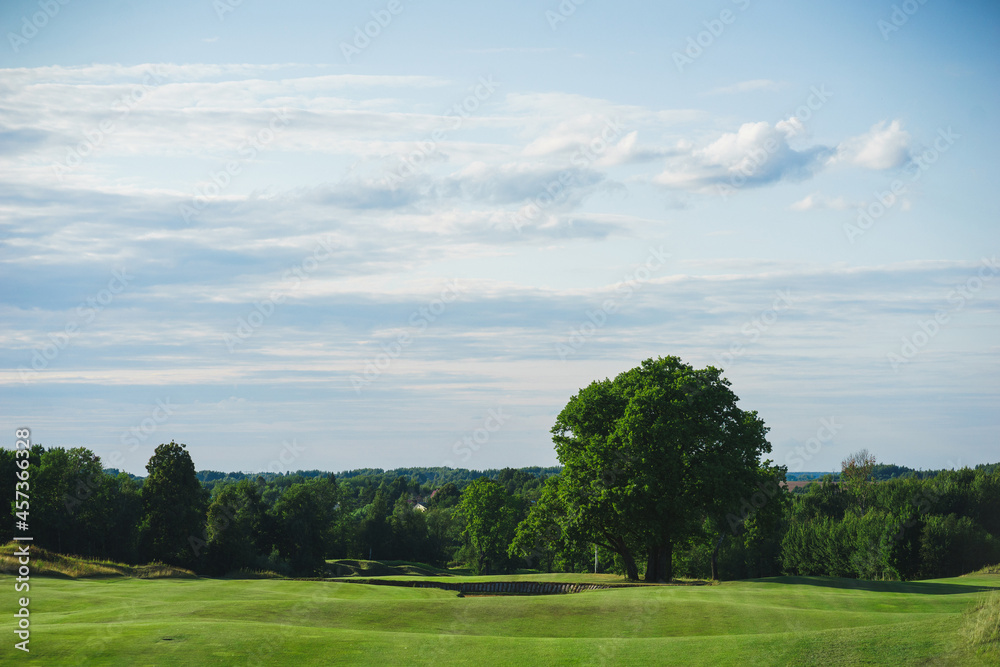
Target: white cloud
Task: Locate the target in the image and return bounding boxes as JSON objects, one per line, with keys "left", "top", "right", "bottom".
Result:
{"left": 836, "top": 120, "right": 912, "bottom": 170}
{"left": 653, "top": 119, "right": 833, "bottom": 193}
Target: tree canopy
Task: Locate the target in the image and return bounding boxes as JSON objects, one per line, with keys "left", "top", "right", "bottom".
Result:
{"left": 140, "top": 441, "right": 208, "bottom": 568}
{"left": 457, "top": 478, "right": 523, "bottom": 574}
{"left": 548, "top": 356, "right": 774, "bottom": 581}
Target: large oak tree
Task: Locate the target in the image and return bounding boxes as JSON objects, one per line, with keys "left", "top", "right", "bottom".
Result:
{"left": 551, "top": 356, "right": 772, "bottom": 581}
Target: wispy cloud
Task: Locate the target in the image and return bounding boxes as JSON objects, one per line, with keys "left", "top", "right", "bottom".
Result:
{"left": 789, "top": 192, "right": 857, "bottom": 211}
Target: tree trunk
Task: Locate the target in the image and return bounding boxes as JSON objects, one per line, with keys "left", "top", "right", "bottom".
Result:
{"left": 645, "top": 546, "right": 661, "bottom": 582}
{"left": 645, "top": 542, "right": 671, "bottom": 582}
{"left": 604, "top": 536, "right": 640, "bottom": 581}
{"left": 621, "top": 549, "right": 640, "bottom": 581}
{"left": 711, "top": 533, "right": 727, "bottom": 581}
{"left": 596, "top": 534, "right": 642, "bottom": 581}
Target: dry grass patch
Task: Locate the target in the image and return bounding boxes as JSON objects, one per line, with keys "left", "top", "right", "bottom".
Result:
{"left": 963, "top": 590, "right": 1000, "bottom": 656}
{"left": 0, "top": 542, "right": 196, "bottom": 579}
{"left": 966, "top": 563, "right": 1000, "bottom": 576}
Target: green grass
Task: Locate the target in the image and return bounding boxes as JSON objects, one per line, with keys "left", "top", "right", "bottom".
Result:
{"left": 3, "top": 564, "right": 998, "bottom": 664}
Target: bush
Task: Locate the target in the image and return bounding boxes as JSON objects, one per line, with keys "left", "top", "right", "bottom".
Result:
{"left": 919, "top": 514, "right": 1000, "bottom": 578}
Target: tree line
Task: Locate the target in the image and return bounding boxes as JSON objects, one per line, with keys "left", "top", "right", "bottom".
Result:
{"left": 3, "top": 444, "right": 998, "bottom": 581}
{"left": 0, "top": 441, "right": 561, "bottom": 575}
{"left": 4, "top": 357, "right": 998, "bottom": 581}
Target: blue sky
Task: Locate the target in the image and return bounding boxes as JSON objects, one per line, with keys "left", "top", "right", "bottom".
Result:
{"left": 1, "top": 0, "right": 997, "bottom": 475}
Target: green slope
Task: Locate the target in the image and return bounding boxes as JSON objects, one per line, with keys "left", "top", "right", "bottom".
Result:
{"left": 2, "top": 573, "right": 997, "bottom": 665}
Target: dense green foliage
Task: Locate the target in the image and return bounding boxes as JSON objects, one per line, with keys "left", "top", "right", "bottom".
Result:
{"left": 780, "top": 468, "right": 1000, "bottom": 581}
{"left": 3, "top": 438, "right": 999, "bottom": 581}
{"left": 544, "top": 357, "right": 776, "bottom": 581}
{"left": 140, "top": 442, "right": 208, "bottom": 569}
{"left": 1, "top": 443, "right": 553, "bottom": 576}
{"left": 457, "top": 478, "right": 524, "bottom": 574}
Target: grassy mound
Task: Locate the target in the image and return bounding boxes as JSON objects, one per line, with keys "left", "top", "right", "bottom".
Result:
{"left": 223, "top": 568, "right": 285, "bottom": 579}
{"left": 964, "top": 591, "right": 1000, "bottom": 654}
{"left": 325, "top": 558, "right": 459, "bottom": 577}
{"left": 966, "top": 563, "right": 1000, "bottom": 576}
{"left": 0, "top": 542, "right": 196, "bottom": 579}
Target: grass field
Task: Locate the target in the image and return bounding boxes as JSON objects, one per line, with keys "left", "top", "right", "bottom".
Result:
{"left": 2, "top": 561, "right": 998, "bottom": 665}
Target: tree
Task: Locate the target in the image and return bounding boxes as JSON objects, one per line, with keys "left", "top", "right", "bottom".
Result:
{"left": 27, "top": 446, "right": 110, "bottom": 556}
{"left": 359, "top": 487, "right": 391, "bottom": 560}
{"left": 272, "top": 478, "right": 339, "bottom": 574}
{"left": 204, "top": 479, "right": 270, "bottom": 574}
{"left": 711, "top": 463, "right": 789, "bottom": 580}
{"left": 552, "top": 356, "right": 773, "bottom": 582}
{"left": 458, "top": 478, "right": 523, "bottom": 574}
{"left": 841, "top": 449, "right": 877, "bottom": 513}
{"left": 510, "top": 475, "right": 597, "bottom": 573}
{"left": 509, "top": 476, "right": 566, "bottom": 572}
{"left": 389, "top": 492, "right": 429, "bottom": 561}
{"left": 139, "top": 441, "right": 208, "bottom": 568}
{"left": 429, "top": 482, "right": 460, "bottom": 508}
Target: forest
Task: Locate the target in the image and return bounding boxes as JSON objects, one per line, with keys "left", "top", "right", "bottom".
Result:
{"left": 3, "top": 441, "right": 999, "bottom": 582}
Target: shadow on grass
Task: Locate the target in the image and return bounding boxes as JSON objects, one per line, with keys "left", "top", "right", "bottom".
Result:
{"left": 325, "top": 559, "right": 474, "bottom": 578}
{"left": 755, "top": 575, "right": 1000, "bottom": 595}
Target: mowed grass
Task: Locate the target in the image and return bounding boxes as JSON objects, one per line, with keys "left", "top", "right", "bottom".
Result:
{"left": 2, "top": 570, "right": 998, "bottom": 665}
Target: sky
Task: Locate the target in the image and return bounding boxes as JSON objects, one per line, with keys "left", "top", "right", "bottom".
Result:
{"left": 0, "top": 0, "right": 997, "bottom": 476}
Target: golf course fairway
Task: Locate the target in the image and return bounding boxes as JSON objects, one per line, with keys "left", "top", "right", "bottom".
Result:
{"left": 2, "top": 571, "right": 997, "bottom": 665}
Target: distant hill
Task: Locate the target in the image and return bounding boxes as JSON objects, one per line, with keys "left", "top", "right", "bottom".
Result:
{"left": 192, "top": 466, "right": 563, "bottom": 491}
